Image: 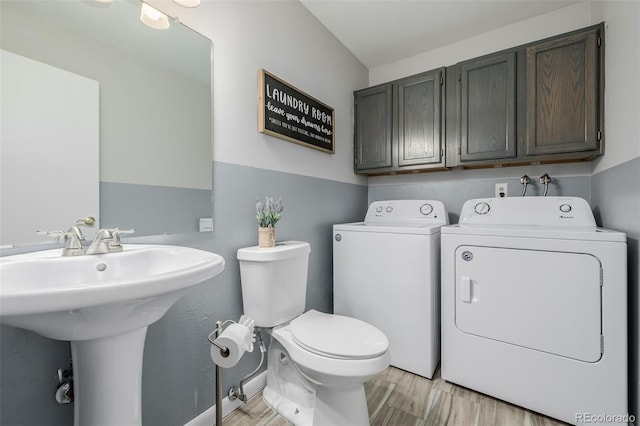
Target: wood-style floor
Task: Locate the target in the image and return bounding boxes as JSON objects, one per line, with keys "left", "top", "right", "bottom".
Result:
{"left": 222, "top": 366, "right": 568, "bottom": 425}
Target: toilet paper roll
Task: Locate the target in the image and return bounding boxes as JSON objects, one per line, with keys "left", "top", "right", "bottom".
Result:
{"left": 210, "top": 323, "right": 253, "bottom": 368}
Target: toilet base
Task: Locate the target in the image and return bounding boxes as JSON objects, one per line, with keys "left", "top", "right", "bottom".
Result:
{"left": 313, "top": 384, "right": 369, "bottom": 426}
{"left": 263, "top": 338, "right": 371, "bottom": 426}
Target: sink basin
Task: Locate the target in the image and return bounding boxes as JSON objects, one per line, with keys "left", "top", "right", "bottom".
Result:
{"left": 0, "top": 244, "right": 225, "bottom": 425}
{"left": 0, "top": 244, "right": 225, "bottom": 340}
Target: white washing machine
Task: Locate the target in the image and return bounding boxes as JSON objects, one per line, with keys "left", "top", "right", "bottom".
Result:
{"left": 441, "top": 197, "right": 628, "bottom": 425}
{"left": 333, "top": 199, "right": 449, "bottom": 379}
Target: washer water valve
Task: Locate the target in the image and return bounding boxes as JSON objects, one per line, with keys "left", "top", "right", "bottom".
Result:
{"left": 539, "top": 173, "right": 552, "bottom": 196}
{"left": 520, "top": 175, "right": 531, "bottom": 196}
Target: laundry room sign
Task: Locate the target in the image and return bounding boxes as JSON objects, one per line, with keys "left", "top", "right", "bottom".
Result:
{"left": 258, "top": 69, "right": 335, "bottom": 154}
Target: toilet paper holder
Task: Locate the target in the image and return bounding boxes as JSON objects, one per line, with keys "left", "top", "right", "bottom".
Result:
{"left": 209, "top": 320, "right": 233, "bottom": 426}
{"left": 208, "top": 315, "right": 255, "bottom": 362}
{"left": 207, "top": 315, "right": 260, "bottom": 426}
{"left": 208, "top": 320, "right": 233, "bottom": 358}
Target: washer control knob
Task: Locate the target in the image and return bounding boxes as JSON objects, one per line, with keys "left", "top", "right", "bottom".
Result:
{"left": 375, "top": 206, "right": 383, "bottom": 213}
{"left": 419, "top": 203, "right": 433, "bottom": 216}
{"left": 559, "top": 204, "right": 572, "bottom": 213}
{"left": 386, "top": 206, "right": 393, "bottom": 213}
{"left": 474, "top": 202, "right": 491, "bottom": 215}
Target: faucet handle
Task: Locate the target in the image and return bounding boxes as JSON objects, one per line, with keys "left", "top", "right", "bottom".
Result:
{"left": 110, "top": 228, "right": 135, "bottom": 248}
{"left": 539, "top": 173, "right": 552, "bottom": 184}
{"left": 37, "top": 229, "right": 66, "bottom": 241}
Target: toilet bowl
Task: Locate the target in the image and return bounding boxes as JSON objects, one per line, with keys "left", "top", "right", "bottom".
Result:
{"left": 237, "top": 241, "right": 390, "bottom": 426}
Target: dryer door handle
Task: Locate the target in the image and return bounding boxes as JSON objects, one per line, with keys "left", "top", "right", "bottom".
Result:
{"left": 460, "top": 276, "right": 472, "bottom": 303}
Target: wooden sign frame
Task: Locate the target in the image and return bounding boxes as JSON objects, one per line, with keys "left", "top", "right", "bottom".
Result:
{"left": 258, "top": 69, "right": 335, "bottom": 154}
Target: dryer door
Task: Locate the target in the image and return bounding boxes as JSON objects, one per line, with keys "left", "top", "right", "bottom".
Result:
{"left": 454, "top": 246, "right": 602, "bottom": 362}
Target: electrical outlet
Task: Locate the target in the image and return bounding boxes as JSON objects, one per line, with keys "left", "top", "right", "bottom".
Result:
{"left": 495, "top": 183, "right": 508, "bottom": 198}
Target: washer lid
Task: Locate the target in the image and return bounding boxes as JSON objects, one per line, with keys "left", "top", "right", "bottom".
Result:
{"left": 333, "top": 221, "right": 443, "bottom": 235}
{"left": 290, "top": 310, "right": 389, "bottom": 359}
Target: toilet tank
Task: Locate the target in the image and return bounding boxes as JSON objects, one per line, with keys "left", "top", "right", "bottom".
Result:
{"left": 237, "top": 241, "right": 310, "bottom": 327}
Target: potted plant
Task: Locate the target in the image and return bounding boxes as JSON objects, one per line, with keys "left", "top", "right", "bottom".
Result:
{"left": 256, "top": 196, "right": 283, "bottom": 248}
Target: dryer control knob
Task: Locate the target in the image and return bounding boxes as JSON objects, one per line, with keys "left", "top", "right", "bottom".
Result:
{"left": 375, "top": 206, "right": 383, "bottom": 213}
{"left": 474, "top": 202, "right": 491, "bottom": 215}
{"left": 386, "top": 206, "right": 393, "bottom": 213}
{"left": 559, "top": 204, "right": 572, "bottom": 213}
{"left": 419, "top": 203, "right": 433, "bottom": 216}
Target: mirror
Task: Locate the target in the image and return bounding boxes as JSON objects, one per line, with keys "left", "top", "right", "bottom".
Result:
{"left": 0, "top": 0, "right": 212, "bottom": 244}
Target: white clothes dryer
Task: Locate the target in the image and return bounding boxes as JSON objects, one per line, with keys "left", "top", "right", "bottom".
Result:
{"left": 333, "top": 200, "right": 449, "bottom": 379}
{"left": 441, "top": 197, "right": 628, "bottom": 425}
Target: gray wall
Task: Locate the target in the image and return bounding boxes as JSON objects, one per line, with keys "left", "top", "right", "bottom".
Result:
{"left": 591, "top": 156, "right": 640, "bottom": 424}
{"left": 100, "top": 182, "right": 212, "bottom": 235}
{"left": 0, "top": 162, "right": 368, "bottom": 426}
{"left": 0, "top": 328, "right": 74, "bottom": 425}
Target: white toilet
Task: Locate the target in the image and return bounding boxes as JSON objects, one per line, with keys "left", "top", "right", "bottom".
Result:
{"left": 237, "top": 241, "right": 390, "bottom": 426}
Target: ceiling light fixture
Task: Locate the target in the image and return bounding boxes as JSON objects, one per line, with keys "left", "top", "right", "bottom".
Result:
{"left": 140, "top": 3, "right": 170, "bottom": 30}
{"left": 173, "top": 0, "right": 200, "bottom": 7}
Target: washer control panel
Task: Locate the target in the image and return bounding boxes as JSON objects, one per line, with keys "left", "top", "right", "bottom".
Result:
{"left": 459, "top": 197, "right": 596, "bottom": 227}
{"left": 365, "top": 200, "right": 448, "bottom": 225}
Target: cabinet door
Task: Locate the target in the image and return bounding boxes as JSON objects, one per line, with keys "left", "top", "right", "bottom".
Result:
{"left": 354, "top": 84, "right": 393, "bottom": 170}
{"left": 397, "top": 69, "right": 443, "bottom": 167}
{"left": 460, "top": 52, "right": 517, "bottom": 162}
{"left": 525, "top": 28, "right": 600, "bottom": 155}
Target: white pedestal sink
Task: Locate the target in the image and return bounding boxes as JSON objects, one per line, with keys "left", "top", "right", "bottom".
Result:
{"left": 0, "top": 244, "right": 225, "bottom": 426}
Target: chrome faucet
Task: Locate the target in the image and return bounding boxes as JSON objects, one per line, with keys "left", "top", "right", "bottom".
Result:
{"left": 63, "top": 226, "right": 86, "bottom": 256}
{"left": 37, "top": 217, "right": 134, "bottom": 256}
{"left": 85, "top": 229, "right": 113, "bottom": 255}
{"left": 37, "top": 224, "right": 88, "bottom": 257}
{"left": 85, "top": 228, "right": 135, "bottom": 255}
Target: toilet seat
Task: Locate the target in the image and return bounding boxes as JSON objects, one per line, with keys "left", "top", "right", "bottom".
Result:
{"left": 290, "top": 310, "right": 389, "bottom": 359}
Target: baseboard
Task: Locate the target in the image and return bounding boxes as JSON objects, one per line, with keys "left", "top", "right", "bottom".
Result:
{"left": 184, "top": 371, "right": 267, "bottom": 426}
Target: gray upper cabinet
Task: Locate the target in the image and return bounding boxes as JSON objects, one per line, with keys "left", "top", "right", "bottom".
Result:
{"left": 447, "top": 23, "right": 603, "bottom": 168}
{"left": 397, "top": 69, "right": 443, "bottom": 167}
{"left": 354, "top": 68, "right": 445, "bottom": 174}
{"left": 354, "top": 84, "right": 393, "bottom": 171}
{"left": 524, "top": 27, "right": 602, "bottom": 157}
{"left": 459, "top": 52, "right": 517, "bottom": 162}
{"left": 355, "top": 23, "right": 603, "bottom": 175}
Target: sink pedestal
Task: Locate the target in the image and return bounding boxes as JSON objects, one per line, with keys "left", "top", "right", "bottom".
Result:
{"left": 71, "top": 327, "right": 148, "bottom": 426}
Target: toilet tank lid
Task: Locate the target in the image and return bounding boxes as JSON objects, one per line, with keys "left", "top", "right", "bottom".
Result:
{"left": 237, "top": 241, "right": 311, "bottom": 262}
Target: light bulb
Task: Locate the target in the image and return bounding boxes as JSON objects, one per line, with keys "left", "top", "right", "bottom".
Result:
{"left": 140, "top": 3, "right": 170, "bottom": 30}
